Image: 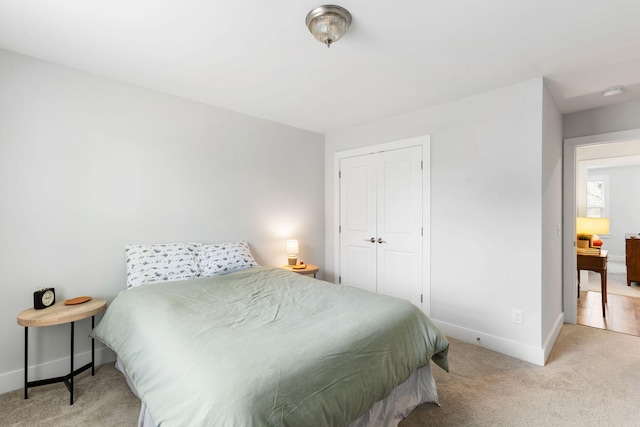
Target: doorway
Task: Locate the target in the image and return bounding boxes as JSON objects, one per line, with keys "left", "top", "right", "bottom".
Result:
{"left": 563, "top": 129, "right": 640, "bottom": 325}
{"left": 574, "top": 143, "right": 640, "bottom": 334}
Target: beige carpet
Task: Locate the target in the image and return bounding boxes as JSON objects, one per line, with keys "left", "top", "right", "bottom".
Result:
{"left": 2, "top": 324, "right": 640, "bottom": 426}
{"left": 403, "top": 324, "right": 640, "bottom": 426}
{"left": 0, "top": 364, "right": 139, "bottom": 427}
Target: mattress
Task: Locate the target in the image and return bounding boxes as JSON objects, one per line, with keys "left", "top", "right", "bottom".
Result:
{"left": 94, "top": 266, "right": 449, "bottom": 426}
{"left": 116, "top": 358, "right": 439, "bottom": 427}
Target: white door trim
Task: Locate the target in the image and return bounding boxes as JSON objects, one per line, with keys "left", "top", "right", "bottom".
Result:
{"left": 563, "top": 128, "right": 640, "bottom": 323}
{"left": 333, "top": 135, "right": 431, "bottom": 315}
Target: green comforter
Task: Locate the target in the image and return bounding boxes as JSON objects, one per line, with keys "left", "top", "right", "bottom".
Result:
{"left": 93, "top": 266, "right": 449, "bottom": 426}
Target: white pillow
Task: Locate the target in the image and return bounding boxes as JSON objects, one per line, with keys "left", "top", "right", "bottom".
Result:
{"left": 125, "top": 243, "right": 201, "bottom": 289}
{"left": 197, "top": 241, "right": 259, "bottom": 277}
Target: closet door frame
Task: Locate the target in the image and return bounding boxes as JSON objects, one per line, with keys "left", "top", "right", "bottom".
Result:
{"left": 333, "top": 135, "right": 431, "bottom": 315}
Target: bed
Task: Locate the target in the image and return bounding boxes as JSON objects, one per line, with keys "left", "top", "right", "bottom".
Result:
{"left": 93, "top": 242, "right": 449, "bottom": 426}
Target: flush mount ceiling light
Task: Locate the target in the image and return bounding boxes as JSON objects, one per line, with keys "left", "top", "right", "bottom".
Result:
{"left": 306, "top": 5, "right": 352, "bottom": 48}
{"left": 603, "top": 86, "right": 624, "bottom": 97}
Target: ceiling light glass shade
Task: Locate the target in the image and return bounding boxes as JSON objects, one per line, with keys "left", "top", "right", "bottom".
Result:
{"left": 306, "top": 5, "right": 352, "bottom": 47}
{"left": 603, "top": 86, "right": 624, "bottom": 97}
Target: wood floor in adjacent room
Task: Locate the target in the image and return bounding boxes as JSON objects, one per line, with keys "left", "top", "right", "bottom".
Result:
{"left": 578, "top": 290, "right": 640, "bottom": 336}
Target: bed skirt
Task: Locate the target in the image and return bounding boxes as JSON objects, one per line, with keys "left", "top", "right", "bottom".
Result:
{"left": 117, "top": 358, "right": 438, "bottom": 427}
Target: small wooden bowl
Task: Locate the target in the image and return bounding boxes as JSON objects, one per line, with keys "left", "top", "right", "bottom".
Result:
{"left": 64, "top": 296, "right": 92, "bottom": 305}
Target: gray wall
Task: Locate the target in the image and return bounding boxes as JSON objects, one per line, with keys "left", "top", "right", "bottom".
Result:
{"left": 564, "top": 99, "right": 640, "bottom": 139}
{"left": 325, "top": 78, "right": 564, "bottom": 364}
{"left": 541, "top": 85, "right": 563, "bottom": 348}
{"left": 0, "top": 49, "right": 325, "bottom": 392}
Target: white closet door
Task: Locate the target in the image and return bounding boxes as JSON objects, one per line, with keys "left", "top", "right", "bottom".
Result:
{"left": 375, "top": 146, "right": 422, "bottom": 306}
{"left": 339, "top": 155, "right": 377, "bottom": 293}
{"left": 339, "top": 145, "right": 423, "bottom": 307}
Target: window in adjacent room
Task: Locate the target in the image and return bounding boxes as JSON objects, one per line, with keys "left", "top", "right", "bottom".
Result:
{"left": 586, "top": 175, "right": 609, "bottom": 219}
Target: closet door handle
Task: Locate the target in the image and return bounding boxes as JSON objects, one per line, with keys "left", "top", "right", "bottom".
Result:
{"left": 365, "top": 237, "right": 375, "bottom": 243}
{"left": 377, "top": 238, "right": 386, "bottom": 244}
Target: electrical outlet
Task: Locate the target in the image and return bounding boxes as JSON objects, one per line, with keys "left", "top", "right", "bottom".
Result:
{"left": 512, "top": 309, "right": 523, "bottom": 324}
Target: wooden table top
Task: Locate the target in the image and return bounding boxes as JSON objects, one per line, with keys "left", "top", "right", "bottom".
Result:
{"left": 17, "top": 298, "right": 107, "bottom": 327}
{"left": 280, "top": 264, "right": 319, "bottom": 273}
{"left": 577, "top": 249, "right": 608, "bottom": 258}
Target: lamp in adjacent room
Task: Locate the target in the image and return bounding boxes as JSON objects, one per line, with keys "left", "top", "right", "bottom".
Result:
{"left": 576, "top": 217, "right": 610, "bottom": 248}
{"left": 286, "top": 239, "right": 299, "bottom": 265}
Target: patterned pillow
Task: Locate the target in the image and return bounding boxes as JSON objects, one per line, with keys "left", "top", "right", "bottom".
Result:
{"left": 197, "top": 241, "right": 259, "bottom": 277}
{"left": 125, "top": 243, "right": 201, "bottom": 289}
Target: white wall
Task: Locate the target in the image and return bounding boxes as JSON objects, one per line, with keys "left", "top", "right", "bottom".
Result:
{"left": 0, "top": 49, "right": 325, "bottom": 393}
{"left": 326, "top": 78, "right": 563, "bottom": 364}
{"left": 577, "top": 140, "right": 640, "bottom": 160}
{"left": 587, "top": 165, "right": 640, "bottom": 258}
{"left": 575, "top": 137, "right": 640, "bottom": 224}
{"left": 576, "top": 146, "right": 640, "bottom": 251}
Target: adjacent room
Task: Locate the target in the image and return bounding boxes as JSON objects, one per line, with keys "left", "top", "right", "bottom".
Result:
{"left": 2, "top": 1, "right": 640, "bottom": 425}
{"left": 575, "top": 141, "right": 640, "bottom": 333}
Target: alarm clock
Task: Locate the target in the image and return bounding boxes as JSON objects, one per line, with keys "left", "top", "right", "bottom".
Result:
{"left": 34, "top": 288, "right": 56, "bottom": 310}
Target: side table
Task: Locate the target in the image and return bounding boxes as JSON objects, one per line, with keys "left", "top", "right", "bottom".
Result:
{"left": 17, "top": 298, "right": 107, "bottom": 405}
{"left": 577, "top": 250, "right": 608, "bottom": 317}
{"left": 281, "top": 264, "right": 319, "bottom": 278}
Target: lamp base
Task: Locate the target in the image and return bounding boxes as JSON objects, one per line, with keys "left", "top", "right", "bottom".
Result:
{"left": 288, "top": 256, "right": 297, "bottom": 266}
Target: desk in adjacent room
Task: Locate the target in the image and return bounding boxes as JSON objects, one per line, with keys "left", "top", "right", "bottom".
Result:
{"left": 577, "top": 249, "right": 608, "bottom": 317}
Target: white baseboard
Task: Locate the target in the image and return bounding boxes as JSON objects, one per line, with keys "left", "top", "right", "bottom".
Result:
{"left": 542, "top": 313, "right": 565, "bottom": 363}
{"left": 431, "top": 319, "right": 547, "bottom": 366}
{"left": 0, "top": 346, "right": 116, "bottom": 395}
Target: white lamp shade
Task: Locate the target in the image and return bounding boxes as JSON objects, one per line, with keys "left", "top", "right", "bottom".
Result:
{"left": 576, "top": 217, "right": 610, "bottom": 235}
{"left": 286, "top": 239, "right": 299, "bottom": 255}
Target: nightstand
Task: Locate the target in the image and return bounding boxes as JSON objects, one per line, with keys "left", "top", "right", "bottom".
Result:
{"left": 281, "top": 264, "right": 319, "bottom": 278}
{"left": 17, "top": 298, "right": 107, "bottom": 405}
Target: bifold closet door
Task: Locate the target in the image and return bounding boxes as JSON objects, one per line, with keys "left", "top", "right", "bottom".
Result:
{"left": 339, "top": 154, "right": 377, "bottom": 293}
{"left": 375, "top": 146, "right": 422, "bottom": 306}
{"left": 339, "top": 146, "right": 423, "bottom": 307}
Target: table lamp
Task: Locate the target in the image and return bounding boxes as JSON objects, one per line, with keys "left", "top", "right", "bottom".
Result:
{"left": 576, "top": 217, "right": 610, "bottom": 248}
{"left": 286, "top": 239, "right": 299, "bottom": 265}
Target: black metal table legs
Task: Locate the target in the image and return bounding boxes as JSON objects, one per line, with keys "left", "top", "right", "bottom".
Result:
{"left": 23, "top": 316, "right": 96, "bottom": 405}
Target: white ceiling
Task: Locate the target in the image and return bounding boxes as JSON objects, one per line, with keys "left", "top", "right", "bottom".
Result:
{"left": 1, "top": 0, "right": 640, "bottom": 134}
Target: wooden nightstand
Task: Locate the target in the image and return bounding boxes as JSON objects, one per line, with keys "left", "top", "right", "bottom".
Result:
{"left": 281, "top": 264, "right": 319, "bottom": 278}
{"left": 17, "top": 298, "right": 107, "bottom": 405}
